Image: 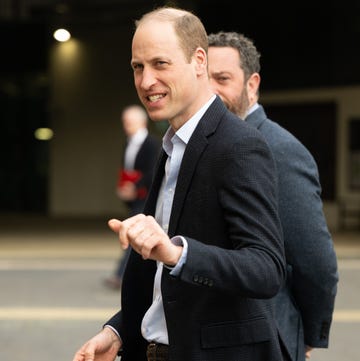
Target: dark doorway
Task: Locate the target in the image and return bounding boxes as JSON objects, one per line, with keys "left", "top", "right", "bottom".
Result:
{"left": 0, "top": 74, "right": 50, "bottom": 214}
{"left": 0, "top": 21, "right": 50, "bottom": 214}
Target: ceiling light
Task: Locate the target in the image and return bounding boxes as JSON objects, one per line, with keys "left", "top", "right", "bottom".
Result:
{"left": 53, "top": 28, "right": 71, "bottom": 42}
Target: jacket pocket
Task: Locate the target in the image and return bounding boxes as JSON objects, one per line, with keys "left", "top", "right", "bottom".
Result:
{"left": 201, "top": 317, "right": 270, "bottom": 349}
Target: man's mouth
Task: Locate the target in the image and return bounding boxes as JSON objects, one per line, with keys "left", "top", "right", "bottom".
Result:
{"left": 147, "top": 94, "right": 165, "bottom": 102}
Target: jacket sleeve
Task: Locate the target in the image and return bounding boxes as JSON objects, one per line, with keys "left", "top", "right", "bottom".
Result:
{"left": 275, "top": 138, "right": 338, "bottom": 347}
{"left": 178, "top": 131, "right": 286, "bottom": 299}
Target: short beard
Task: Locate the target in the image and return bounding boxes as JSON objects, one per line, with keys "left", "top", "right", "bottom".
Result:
{"left": 227, "top": 88, "right": 250, "bottom": 120}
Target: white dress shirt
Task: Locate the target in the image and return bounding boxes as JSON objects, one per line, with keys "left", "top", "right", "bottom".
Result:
{"left": 141, "top": 95, "right": 216, "bottom": 344}
{"left": 244, "top": 102, "right": 259, "bottom": 119}
{"left": 124, "top": 128, "right": 148, "bottom": 170}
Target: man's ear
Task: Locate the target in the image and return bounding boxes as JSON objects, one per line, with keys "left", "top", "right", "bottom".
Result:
{"left": 193, "top": 47, "right": 207, "bottom": 75}
{"left": 247, "top": 72, "right": 261, "bottom": 102}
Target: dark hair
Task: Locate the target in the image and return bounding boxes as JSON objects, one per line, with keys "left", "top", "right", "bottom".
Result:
{"left": 208, "top": 31, "right": 261, "bottom": 81}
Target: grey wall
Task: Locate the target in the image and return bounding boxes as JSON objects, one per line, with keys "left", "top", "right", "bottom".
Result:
{"left": 49, "top": 22, "right": 143, "bottom": 218}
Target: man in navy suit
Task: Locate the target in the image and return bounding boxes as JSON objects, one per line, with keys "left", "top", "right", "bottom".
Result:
{"left": 208, "top": 31, "right": 339, "bottom": 361}
{"left": 73, "top": 8, "right": 288, "bottom": 361}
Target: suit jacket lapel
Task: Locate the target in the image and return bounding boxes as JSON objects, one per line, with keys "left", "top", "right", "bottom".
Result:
{"left": 144, "top": 96, "right": 227, "bottom": 235}
{"left": 168, "top": 96, "right": 226, "bottom": 236}
{"left": 143, "top": 150, "right": 167, "bottom": 216}
{"left": 168, "top": 128, "right": 207, "bottom": 236}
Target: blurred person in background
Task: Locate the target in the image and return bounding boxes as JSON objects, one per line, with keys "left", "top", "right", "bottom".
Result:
{"left": 104, "top": 104, "right": 161, "bottom": 290}
{"left": 208, "top": 31, "right": 339, "bottom": 360}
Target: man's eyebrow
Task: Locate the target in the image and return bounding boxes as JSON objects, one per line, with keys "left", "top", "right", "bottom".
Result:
{"left": 130, "top": 60, "right": 140, "bottom": 67}
{"left": 212, "top": 70, "right": 230, "bottom": 76}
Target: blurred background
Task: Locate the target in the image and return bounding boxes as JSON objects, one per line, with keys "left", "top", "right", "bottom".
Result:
{"left": 0, "top": 0, "right": 359, "bottom": 230}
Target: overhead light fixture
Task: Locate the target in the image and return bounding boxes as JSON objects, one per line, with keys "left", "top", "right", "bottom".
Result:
{"left": 53, "top": 28, "right": 71, "bottom": 42}
{"left": 34, "top": 128, "right": 54, "bottom": 141}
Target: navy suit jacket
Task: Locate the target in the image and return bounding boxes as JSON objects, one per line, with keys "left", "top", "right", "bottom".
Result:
{"left": 107, "top": 97, "right": 288, "bottom": 361}
{"left": 246, "top": 105, "right": 338, "bottom": 361}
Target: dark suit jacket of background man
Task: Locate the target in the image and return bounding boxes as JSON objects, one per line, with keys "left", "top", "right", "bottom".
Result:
{"left": 107, "top": 97, "right": 290, "bottom": 361}
{"left": 123, "top": 133, "right": 161, "bottom": 215}
{"left": 246, "top": 105, "right": 338, "bottom": 361}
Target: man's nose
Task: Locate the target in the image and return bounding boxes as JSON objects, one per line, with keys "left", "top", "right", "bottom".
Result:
{"left": 139, "top": 67, "right": 157, "bottom": 90}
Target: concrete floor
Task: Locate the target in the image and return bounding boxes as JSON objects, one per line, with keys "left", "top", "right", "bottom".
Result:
{"left": 0, "top": 214, "right": 359, "bottom": 361}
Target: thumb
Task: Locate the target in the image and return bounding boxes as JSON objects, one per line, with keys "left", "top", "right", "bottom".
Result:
{"left": 108, "top": 219, "right": 122, "bottom": 233}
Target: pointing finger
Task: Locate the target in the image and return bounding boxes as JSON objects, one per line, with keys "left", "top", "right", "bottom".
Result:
{"left": 108, "top": 218, "right": 129, "bottom": 249}
{"left": 108, "top": 219, "right": 121, "bottom": 232}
